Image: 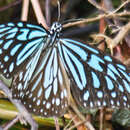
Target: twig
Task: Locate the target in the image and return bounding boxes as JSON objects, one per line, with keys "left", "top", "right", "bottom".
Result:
{"left": 99, "top": 108, "right": 104, "bottom": 130}
{"left": 31, "top": 0, "right": 48, "bottom": 29}
{"left": 69, "top": 95, "right": 95, "bottom": 130}
{"left": 64, "top": 114, "right": 77, "bottom": 130}
{"left": 45, "top": 0, "right": 51, "bottom": 26}
{"left": 88, "top": 0, "right": 130, "bottom": 14}
{"left": 109, "top": 22, "right": 130, "bottom": 50}
{"left": 63, "top": 11, "right": 130, "bottom": 28}
{"left": 0, "top": 80, "right": 38, "bottom": 130}
{"left": 2, "top": 115, "right": 19, "bottom": 130}
{"left": 21, "top": 0, "right": 30, "bottom": 21}
{"left": 67, "top": 120, "right": 86, "bottom": 130}
{"left": 54, "top": 117, "right": 60, "bottom": 130}
{"left": 0, "top": 0, "right": 22, "bottom": 12}
{"left": 88, "top": 0, "right": 109, "bottom": 13}
{"left": 113, "top": 0, "right": 130, "bottom": 14}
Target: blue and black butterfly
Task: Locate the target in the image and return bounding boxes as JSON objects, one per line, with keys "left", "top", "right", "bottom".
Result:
{"left": 0, "top": 22, "right": 129, "bottom": 117}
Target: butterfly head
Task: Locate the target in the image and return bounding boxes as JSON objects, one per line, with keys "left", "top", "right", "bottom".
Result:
{"left": 49, "top": 22, "right": 62, "bottom": 36}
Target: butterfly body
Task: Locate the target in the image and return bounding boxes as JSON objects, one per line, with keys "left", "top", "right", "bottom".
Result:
{"left": 0, "top": 22, "right": 129, "bottom": 117}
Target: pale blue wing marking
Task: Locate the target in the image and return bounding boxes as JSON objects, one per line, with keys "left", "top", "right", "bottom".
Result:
{"left": 6, "top": 32, "right": 17, "bottom": 39}
{"left": 118, "top": 69, "right": 130, "bottom": 82}
{"left": 16, "top": 38, "right": 43, "bottom": 65}
{"left": 0, "top": 24, "right": 5, "bottom": 28}
{"left": 87, "top": 54, "right": 104, "bottom": 72}
{"left": 107, "top": 68, "right": 117, "bottom": 80}
{"left": 27, "top": 24, "right": 46, "bottom": 31}
{"left": 97, "top": 91, "right": 103, "bottom": 98}
{"left": 105, "top": 76, "right": 114, "bottom": 90}
{"left": 3, "top": 40, "right": 13, "bottom": 50}
{"left": 62, "top": 38, "right": 99, "bottom": 54}
{"left": 9, "top": 62, "right": 14, "bottom": 73}
{"left": 62, "top": 45, "right": 86, "bottom": 90}
{"left": 10, "top": 44, "right": 22, "bottom": 56}
{"left": 91, "top": 71, "right": 100, "bottom": 88}
{"left": 83, "top": 90, "right": 89, "bottom": 101}
{"left": 4, "top": 56, "right": 9, "bottom": 62}
{"left": 118, "top": 84, "right": 124, "bottom": 92}
{"left": 123, "top": 80, "right": 130, "bottom": 93}
{"left": 7, "top": 22, "right": 15, "bottom": 26}
{"left": 108, "top": 64, "right": 121, "bottom": 77}
{"left": 29, "top": 30, "right": 47, "bottom": 39}
{"left": 17, "top": 28, "right": 30, "bottom": 40}
{"left": 0, "top": 40, "right": 3, "bottom": 45}
{"left": 117, "top": 64, "right": 126, "bottom": 71}
{"left": 104, "top": 55, "right": 112, "bottom": 62}
{"left": 60, "top": 39, "right": 88, "bottom": 61}
{"left": 0, "top": 27, "right": 10, "bottom": 32}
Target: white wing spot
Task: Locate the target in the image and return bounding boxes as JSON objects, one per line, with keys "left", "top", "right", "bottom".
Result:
{"left": 56, "top": 98, "right": 60, "bottom": 106}
{"left": 123, "top": 96, "right": 127, "bottom": 101}
{"left": 40, "top": 109, "right": 43, "bottom": 113}
{"left": 36, "top": 99, "right": 41, "bottom": 106}
{"left": 52, "top": 98, "right": 55, "bottom": 104}
{"left": 18, "top": 83, "right": 22, "bottom": 90}
{"left": 97, "top": 101, "right": 101, "bottom": 106}
{"left": 43, "top": 100, "right": 46, "bottom": 105}
{"left": 110, "top": 100, "right": 114, "bottom": 105}
{"left": 46, "top": 102, "right": 51, "bottom": 109}
{"left": 90, "top": 102, "right": 93, "bottom": 107}
{"left": 33, "top": 97, "right": 36, "bottom": 102}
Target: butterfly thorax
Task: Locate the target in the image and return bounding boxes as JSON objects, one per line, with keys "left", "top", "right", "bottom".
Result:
{"left": 47, "top": 22, "right": 62, "bottom": 47}
{"left": 49, "top": 22, "right": 62, "bottom": 35}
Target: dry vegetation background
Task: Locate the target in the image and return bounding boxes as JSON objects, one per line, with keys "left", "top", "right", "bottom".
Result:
{"left": 0, "top": 0, "right": 130, "bottom": 130}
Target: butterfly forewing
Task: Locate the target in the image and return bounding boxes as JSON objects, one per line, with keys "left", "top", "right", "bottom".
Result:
{"left": 12, "top": 45, "right": 69, "bottom": 117}
{"left": 58, "top": 38, "right": 130, "bottom": 108}
{"left": 0, "top": 22, "right": 48, "bottom": 78}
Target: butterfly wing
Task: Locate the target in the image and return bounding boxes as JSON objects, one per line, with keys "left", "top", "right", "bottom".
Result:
{"left": 58, "top": 38, "right": 130, "bottom": 108}
{"left": 0, "top": 22, "right": 48, "bottom": 78}
{"left": 12, "top": 45, "right": 69, "bottom": 117}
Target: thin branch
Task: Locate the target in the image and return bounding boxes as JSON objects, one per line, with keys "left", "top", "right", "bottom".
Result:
{"left": 45, "top": 0, "right": 51, "bottom": 26}
{"left": 110, "top": 22, "right": 130, "bottom": 50}
{"left": 69, "top": 95, "right": 95, "bottom": 130}
{"left": 113, "top": 0, "right": 130, "bottom": 14}
{"left": 0, "top": 0, "right": 22, "bottom": 12}
{"left": 88, "top": 0, "right": 130, "bottom": 14}
{"left": 31, "top": 0, "right": 48, "bottom": 29}
{"left": 0, "top": 80, "right": 38, "bottom": 130}
{"left": 21, "top": 0, "right": 30, "bottom": 21}
{"left": 88, "top": 0, "right": 109, "bottom": 13}
{"left": 2, "top": 115, "right": 19, "bottom": 130}
{"left": 63, "top": 11, "right": 130, "bottom": 28}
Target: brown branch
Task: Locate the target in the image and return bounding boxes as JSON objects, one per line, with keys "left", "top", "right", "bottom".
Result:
{"left": 63, "top": 11, "right": 130, "bottom": 28}
{"left": 21, "top": 0, "right": 30, "bottom": 21}
{"left": 0, "top": 0, "right": 22, "bottom": 12}
{"left": 110, "top": 22, "right": 130, "bottom": 50}
{"left": 31, "top": 0, "right": 48, "bottom": 29}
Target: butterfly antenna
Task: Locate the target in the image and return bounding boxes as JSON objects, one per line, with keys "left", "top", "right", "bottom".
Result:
{"left": 57, "top": 0, "right": 61, "bottom": 22}
{"left": 61, "top": 18, "right": 84, "bottom": 25}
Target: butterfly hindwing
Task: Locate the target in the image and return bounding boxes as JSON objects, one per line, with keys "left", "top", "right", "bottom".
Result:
{"left": 12, "top": 45, "right": 69, "bottom": 117}
{"left": 58, "top": 38, "right": 130, "bottom": 108}
{"left": 0, "top": 22, "right": 48, "bottom": 78}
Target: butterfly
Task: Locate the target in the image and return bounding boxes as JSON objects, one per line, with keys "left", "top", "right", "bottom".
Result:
{"left": 0, "top": 21, "right": 129, "bottom": 117}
